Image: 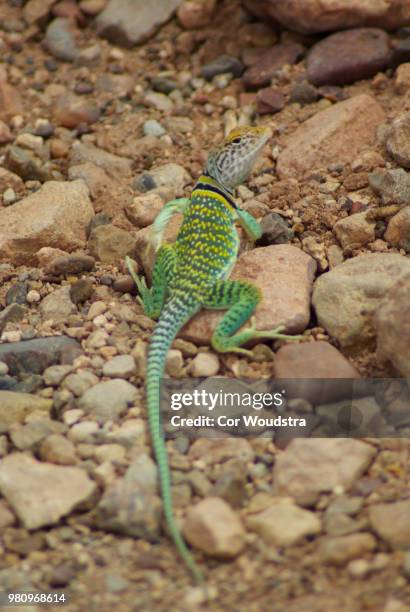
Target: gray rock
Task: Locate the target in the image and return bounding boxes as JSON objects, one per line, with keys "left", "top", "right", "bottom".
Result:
{"left": 10, "top": 418, "right": 66, "bottom": 451}
{"left": 273, "top": 438, "right": 376, "bottom": 506}
{"left": 143, "top": 91, "right": 174, "bottom": 112}
{"left": 257, "top": 213, "right": 294, "bottom": 246}
{"left": 78, "top": 379, "right": 138, "bottom": 421}
{"left": 0, "top": 392, "right": 52, "bottom": 434}
{"left": 369, "top": 168, "right": 410, "bottom": 206}
{"left": 62, "top": 371, "right": 99, "bottom": 396}
{"left": 312, "top": 253, "right": 410, "bottom": 347}
{"left": 386, "top": 112, "right": 410, "bottom": 169}
{"left": 318, "top": 533, "right": 376, "bottom": 565}
{"left": 6, "top": 282, "right": 28, "bottom": 306}
{"left": 0, "top": 336, "right": 82, "bottom": 376}
{"left": 142, "top": 119, "right": 166, "bottom": 137}
{"left": 201, "top": 55, "right": 244, "bottom": 80}
{"left": 102, "top": 355, "right": 136, "bottom": 379}
{"left": 5, "top": 146, "right": 49, "bottom": 182}
{"left": 95, "top": 0, "right": 181, "bottom": 48}
{"left": 39, "top": 286, "right": 77, "bottom": 321}
{"left": 95, "top": 479, "right": 161, "bottom": 538}
{"left": 43, "top": 364, "right": 73, "bottom": 386}
{"left": 0, "top": 304, "right": 26, "bottom": 334}
{"left": 0, "top": 453, "right": 96, "bottom": 529}
{"left": 45, "top": 18, "right": 79, "bottom": 62}
{"left": 44, "top": 254, "right": 95, "bottom": 276}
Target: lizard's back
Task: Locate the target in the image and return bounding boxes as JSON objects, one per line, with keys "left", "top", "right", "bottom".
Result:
{"left": 170, "top": 186, "right": 239, "bottom": 300}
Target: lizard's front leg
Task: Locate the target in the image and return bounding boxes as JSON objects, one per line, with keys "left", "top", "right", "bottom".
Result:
{"left": 150, "top": 197, "right": 190, "bottom": 251}
{"left": 125, "top": 244, "right": 176, "bottom": 320}
{"left": 202, "top": 280, "right": 302, "bottom": 356}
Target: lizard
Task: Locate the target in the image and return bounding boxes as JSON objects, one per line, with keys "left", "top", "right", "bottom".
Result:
{"left": 126, "top": 126, "right": 301, "bottom": 583}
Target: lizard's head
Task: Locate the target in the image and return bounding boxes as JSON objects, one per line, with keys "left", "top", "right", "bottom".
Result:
{"left": 205, "top": 125, "right": 272, "bottom": 190}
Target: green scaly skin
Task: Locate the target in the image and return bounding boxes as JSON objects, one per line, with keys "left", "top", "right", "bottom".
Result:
{"left": 126, "top": 127, "right": 301, "bottom": 584}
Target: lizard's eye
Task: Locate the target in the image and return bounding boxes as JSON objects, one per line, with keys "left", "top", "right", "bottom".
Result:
{"left": 231, "top": 137, "right": 242, "bottom": 144}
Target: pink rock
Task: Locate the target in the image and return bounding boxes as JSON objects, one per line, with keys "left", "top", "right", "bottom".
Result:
{"left": 53, "top": 94, "right": 100, "bottom": 128}
{"left": 181, "top": 245, "right": 316, "bottom": 344}
{"left": 260, "top": 0, "right": 410, "bottom": 34}
{"left": 277, "top": 94, "right": 385, "bottom": 179}
{"left": 256, "top": 87, "right": 285, "bottom": 114}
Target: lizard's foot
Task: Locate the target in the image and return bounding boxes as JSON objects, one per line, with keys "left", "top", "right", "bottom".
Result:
{"left": 125, "top": 256, "right": 160, "bottom": 319}
{"left": 249, "top": 323, "right": 303, "bottom": 343}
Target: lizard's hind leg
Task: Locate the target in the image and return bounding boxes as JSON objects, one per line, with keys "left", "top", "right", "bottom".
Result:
{"left": 203, "top": 280, "right": 301, "bottom": 356}
{"left": 125, "top": 244, "right": 176, "bottom": 320}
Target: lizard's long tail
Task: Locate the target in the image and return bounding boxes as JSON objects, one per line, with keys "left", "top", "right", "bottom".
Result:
{"left": 146, "top": 296, "right": 204, "bottom": 583}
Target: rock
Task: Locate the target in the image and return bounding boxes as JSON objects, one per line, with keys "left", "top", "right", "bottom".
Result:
{"left": 0, "top": 120, "right": 12, "bottom": 145}
{"left": 6, "top": 283, "right": 28, "bottom": 306}
{"left": 334, "top": 212, "right": 375, "bottom": 249}
{"left": 78, "top": 379, "right": 138, "bottom": 421}
{"left": 70, "top": 142, "right": 133, "bottom": 178}
{"left": 273, "top": 439, "right": 376, "bottom": 506}
{"left": 63, "top": 371, "right": 98, "bottom": 396}
{"left": 201, "top": 55, "right": 244, "bottom": 80}
{"left": 88, "top": 225, "right": 136, "bottom": 263}
{"left": 394, "top": 62, "right": 410, "bottom": 94}
{"left": 45, "top": 18, "right": 79, "bottom": 62}
{"left": 369, "top": 500, "right": 410, "bottom": 549}
{"left": 0, "top": 336, "right": 82, "bottom": 375}
{"left": 290, "top": 81, "right": 319, "bottom": 104}
{"left": 0, "top": 81, "right": 23, "bottom": 122}
{"left": 386, "top": 112, "right": 410, "bottom": 169}
{"left": 277, "top": 94, "right": 385, "bottom": 179}
{"left": 245, "top": 497, "right": 321, "bottom": 546}
{"left": 95, "top": 479, "right": 161, "bottom": 538}
{"left": 102, "top": 355, "right": 136, "bottom": 379}
{"left": 39, "top": 286, "right": 77, "bottom": 321}
{"left": 4, "top": 146, "right": 49, "bottom": 182}
{"left": 183, "top": 497, "right": 245, "bottom": 558}
{"left": 143, "top": 91, "right": 174, "bottom": 113}
{"left": 43, "top": 364, "right": 73, "bottom": 386}
{"left": 257, "top": 213, "right": 294, "bottom": 246}
{"left": 375, "top": 273, "right": 410, "bottom": 376}
{"left": 262, "top": 0, "right": 410, "bottom": 34}
{"left": 69, "top": 279, "right": 94, "bottom": 305}
{"left": 53, "top": 94, "right": 100, "bottom": 128}
{"left": 0, "top": 304, "right": 25, "bottom": 334}
{"left": 188, "top": 438, "right": 254, "bottom": 465}
{"left": 188, "top": 353, "right": 220, "bottom": 377}
{"left": 133, "top": 163, "right": 191, "bottom": 198}
{"left": 142, "top": 119, "right": 166, "bottom": 137}
{"left": 95, "top": 0, "right": 181, "bottom": 47}
{"left": 242, "top": 42, "right": 305, "bottom": 90}
{"left": 384, "top": 207, "right": 410, "bottom": 251}
{"left": 23, "top": 0, "right": 55, "bottom": 25}
{"left": 274, "top": 341, "right": 360, "bottom": 403}
{"left": 125, "top": 193, "right": 164, "bottom": 227}
{"left": 44, "top": 254, "right": 95, "bottom": 275}
{"left": 0, "top": 392, "right": 52, "bottom": 434}
{"left": 318, "top": 533, "right": 376, "bottom": 565}
{"left": 181, "top": 245, "right": 316, "bottom": 344}
{"left": 256, "top": 88, "right": 285, "bottom": 114}
{"left": 0, "top": 180, "right": 94, "bottom": 265}
{"left": 0, "top": 453, "right": 95, "bottom": 529}
{"left": 369, "top": 169, "right": 410, "bottom": 206}
{"left": 307, "top": 29, "right": 390, "bottom": 86}
{"left": 177, "top": 0, "right": 216, "bottom": 29}
{"left": 312, "top": 254, "right": 410, "bottom": 347}
{"left": 10, "top": 418, "right": 66, "bottom": 451}
{"left": 390, "top": 38, "right": 410, "bottom": 69}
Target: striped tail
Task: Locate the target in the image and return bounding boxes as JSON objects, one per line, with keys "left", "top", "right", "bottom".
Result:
{"left": 146, "top": 297, "right": 204, "bottom": 583}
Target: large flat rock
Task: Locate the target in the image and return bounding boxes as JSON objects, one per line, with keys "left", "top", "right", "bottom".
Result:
{"left": 0, "top": 180, "right": 94, "bottom": 265}
{"left": 276, "top": 94, "right": 385, "bottom": 179}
